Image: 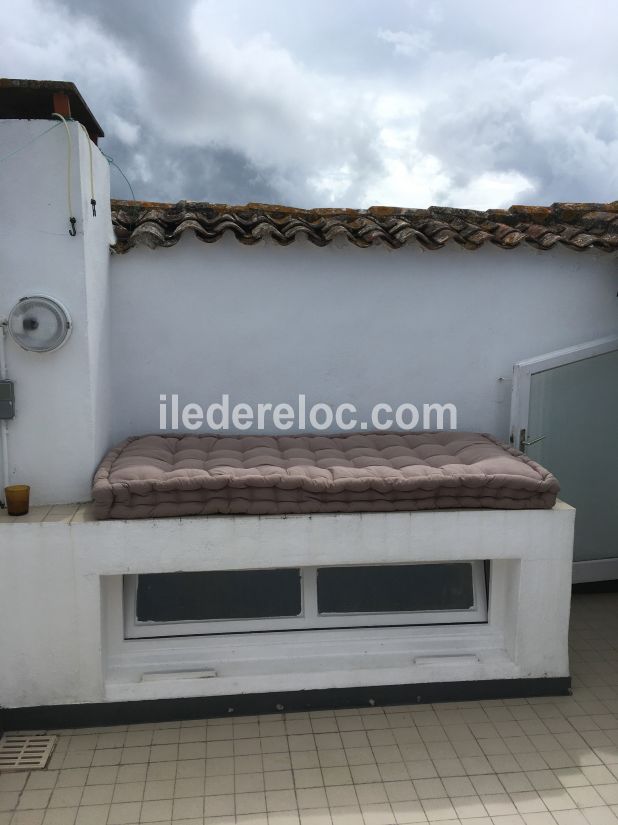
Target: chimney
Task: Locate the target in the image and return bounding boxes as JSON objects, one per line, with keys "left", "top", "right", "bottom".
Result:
{"left": 0, "top": 79, "right": 113, "bottom": 504}
{"left": 0, "top": 78, "right": 104, "bottom": 144}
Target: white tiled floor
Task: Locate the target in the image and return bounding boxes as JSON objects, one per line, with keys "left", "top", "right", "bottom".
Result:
{"left": 1, "top": 592, "right": 617, "bottom": 825}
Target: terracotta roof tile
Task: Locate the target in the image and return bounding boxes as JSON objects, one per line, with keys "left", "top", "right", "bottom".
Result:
{"left": 110, "top": 199, "right": 618, "bottom": 254}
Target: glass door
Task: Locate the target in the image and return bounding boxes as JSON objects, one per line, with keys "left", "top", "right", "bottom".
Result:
{"left": 511, "top": 336, "right": 618, "bottom": 583}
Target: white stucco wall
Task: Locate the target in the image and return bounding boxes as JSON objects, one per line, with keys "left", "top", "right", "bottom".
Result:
{"left": 0, "top": 120, "right": 113, "bottom": 504}
{"left": 1, "top": 117, "right": 617, "bottom": 505}
{"left": 110, "top": 235, "right": 618, "bottom": 446}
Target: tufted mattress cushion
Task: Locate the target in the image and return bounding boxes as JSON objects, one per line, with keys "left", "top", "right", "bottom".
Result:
{"left": 92, "top": 432, "right": 559, "bottom": 519}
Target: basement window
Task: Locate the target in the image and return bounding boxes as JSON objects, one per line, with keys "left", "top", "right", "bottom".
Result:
{"left": 124, "top": 562, "right": 487, "bottom": 639}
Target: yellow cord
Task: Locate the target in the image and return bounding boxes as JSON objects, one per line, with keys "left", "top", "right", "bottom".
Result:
{"left": 51, "top": 112, "right": 77, "bottom": 235}
{"left": 77, "top": 122, "right": 96, "bottom": 215}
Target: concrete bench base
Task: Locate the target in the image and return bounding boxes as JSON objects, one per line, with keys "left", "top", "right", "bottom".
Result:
{"left": 0, "top": 502, "right": 574, "bottom": 717}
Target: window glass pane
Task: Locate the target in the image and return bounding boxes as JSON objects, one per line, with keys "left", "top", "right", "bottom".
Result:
{"left": 528, "top": 349, "right": 618, "bottom": 562}
{"left": 135, "top": 569, "right": 301, "bottom": 623}
{"left": 317, "top": 563, "right": 474, "bottom": 614}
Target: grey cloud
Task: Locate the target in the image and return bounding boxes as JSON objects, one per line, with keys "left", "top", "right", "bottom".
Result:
{"left": 107, "top": 137, "right": 283, "bottom": 205}
{"left": 55, "top": 0, "right": 389, "bottom": 204}
{"left": 416, "top": 55, "right": 618, "bottom": 205}
{"left": 3, "top": 0, "right": 618, "bottom": 207}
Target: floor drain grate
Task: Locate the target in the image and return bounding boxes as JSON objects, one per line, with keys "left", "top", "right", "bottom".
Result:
{"left": 0, "top": 734, "right": 57, "bottom": 771}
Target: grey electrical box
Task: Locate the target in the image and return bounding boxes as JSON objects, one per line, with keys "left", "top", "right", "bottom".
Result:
{"left": 0, "top": 380, "right": 15, "bottom": 419}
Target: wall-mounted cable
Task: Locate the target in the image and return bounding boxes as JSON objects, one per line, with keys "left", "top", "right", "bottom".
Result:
{"left": 0, "top": 117, "right": 100, "bottom": 233}
{"left": 103, "top": 151, "right": 136, "bottom": 201}
{"left": 0, "top": 121, "right": 62, "bottom": 165}
{"left": 77, "top": 122, "right": 97, "bottom": 216}
{"left": 51, "top": 112, "right": 77, "bottom": 236}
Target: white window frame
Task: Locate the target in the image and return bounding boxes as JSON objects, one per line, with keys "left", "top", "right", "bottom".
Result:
{"left": 123, "top": 561, "right": 488, "bottom": 639}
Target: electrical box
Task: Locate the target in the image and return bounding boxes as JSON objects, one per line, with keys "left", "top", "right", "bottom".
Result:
{"left": 0, "top": 380, "right": 15, "bottom": 420}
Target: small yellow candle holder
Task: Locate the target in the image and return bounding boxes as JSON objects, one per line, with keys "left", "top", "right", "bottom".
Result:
{"left": 5, "top": 485, "right": 30, "bottom": 516}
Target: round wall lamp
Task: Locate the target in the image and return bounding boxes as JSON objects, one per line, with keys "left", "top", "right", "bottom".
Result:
{"left": 7, "top": 296, "right": 72, "bottom": 353}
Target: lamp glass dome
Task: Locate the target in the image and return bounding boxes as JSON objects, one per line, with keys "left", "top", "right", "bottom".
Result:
{"left": 8, "top": 296, "right": 72, "bottom": 353}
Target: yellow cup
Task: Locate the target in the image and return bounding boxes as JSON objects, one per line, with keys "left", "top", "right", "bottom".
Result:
{"left": 5, "top": 485, "right": 30, "bottom": 516}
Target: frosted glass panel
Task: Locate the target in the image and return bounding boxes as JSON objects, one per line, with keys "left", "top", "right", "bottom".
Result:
{"left": 527, "top": 350, "right": 618, "bottom": 562}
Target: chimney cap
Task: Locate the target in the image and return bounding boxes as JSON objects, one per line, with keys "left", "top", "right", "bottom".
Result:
{"left": 0, "top": 78, "right": 104, "bottom": 143}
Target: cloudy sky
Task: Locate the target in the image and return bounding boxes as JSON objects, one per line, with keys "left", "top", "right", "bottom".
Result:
{"left": 3, "top": 0, "right": 618, "bottom": 209}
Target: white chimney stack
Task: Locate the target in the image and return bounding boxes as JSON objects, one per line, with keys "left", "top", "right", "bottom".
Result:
{"left": 0, "top": 79, "right": 114, "bottom": 503}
